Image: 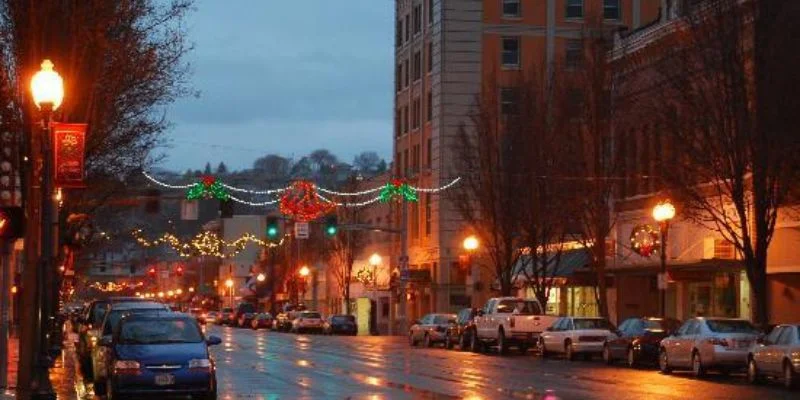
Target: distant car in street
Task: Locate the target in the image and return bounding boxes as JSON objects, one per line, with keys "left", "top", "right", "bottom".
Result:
{"left": 237, "top": 312, "right": 256, "bottom": 328}
{"left": 747, "top": 323, "right": 800, "bottom": 390}
{"left": 291, "top": 311, "right": 324, "bottom": 334}
{"left": 189, "top": 308, "right": 206, "bottom": 324}
{"left": 540, "top": 317, "right": 618, "bottom": 361}
{"left": 101, "top": 312, "right": 221, "bottom": 400}
{"left": 408, "top": 313, "right": 457, "bottom": 348}
{"left": 91, "top": 302, "right": 169, "bottom": 394}
{"left": 445, "top": 308, "right": 477, "bottom": 350}
{"left": 275, "top": 304, "right": 307, "bottom": 332}
{"left": 205, "top": 311, "right": 220, "bottom": 325}
{"left": 603, "top": 317, "right": 681, "bottom": 367}
{"left": 233, "top": 303, "right": 257, "bottom": 327}
{"left": 473, "top": 297, "right": 557, "bottom": 355}
{"left": 659, "top": 317, "right": 760, "bottom": 377}
{"left": 323, "top": 315, "right": 357, "bottom": 335}
{"left": 219, "top": 307, "right": 235, "bottom": 326}
{"left": 250, "top": 313, "right": 274, "bottom": 330}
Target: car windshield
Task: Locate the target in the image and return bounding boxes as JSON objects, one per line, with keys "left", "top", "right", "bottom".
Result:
{"left": 91, "top": 303, "right": 109, "bottom": 325}
{"left": 300, "top": 312, "right": 321, "bottom": 319}
{"left": 102, "top": 308, "right": 163, "bottom": 336}
{"left": 497, "top": 300, "right": 542, "bottom": 315}
{"left": 434, "top": 315, "right": 456, "bottom": 325}
{"left": 332, "top": 316, "right": 355, "bottom": 323}
{"left": 238, "top": 303, "right": 256, "bottom": 313}
{"left": 706, "top": 319, "right": 759, "bottom": 334}
{"left": 119, "top": 319, "right": 203, "bottom": 344}
{"left": 573, "top": 319, "right": 612, "bottom": 330}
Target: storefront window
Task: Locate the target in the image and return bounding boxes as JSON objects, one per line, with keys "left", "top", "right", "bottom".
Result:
{"left": 567, "top": 287, "right": 598, "bottom": 317}
{"left": 712, "top": 272, "right": 738, "bottom": 318}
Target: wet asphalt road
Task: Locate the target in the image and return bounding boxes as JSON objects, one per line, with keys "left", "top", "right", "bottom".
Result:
{"left": 202, "top": 325, "right": 796, "bottom": 400}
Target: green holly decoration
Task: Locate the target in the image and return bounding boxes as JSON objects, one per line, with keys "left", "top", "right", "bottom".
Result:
{"left": 380, "top": 179, "right": 418, "bottom": 203}
{"left": 186, "top": 175, "right": 230, "bottom": 201}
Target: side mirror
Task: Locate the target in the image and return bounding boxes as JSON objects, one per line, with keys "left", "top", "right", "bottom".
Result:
{"left": 206, "top": 335, "right": 222, "bottom": 346}
{"left": 99, "top": 336, "right": 112, "bottom": 347}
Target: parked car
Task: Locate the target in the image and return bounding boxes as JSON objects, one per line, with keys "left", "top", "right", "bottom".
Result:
{"left": 540, "top": 317, "right": 617, "bottom": 361}
{"left": 250, "top": 313, "right": 274, "bottom": 330}
{"left": 233, "top": 303, "right": 257, "bottom": 327}
{"left": 472, "top": 297, "right": 557, "bottom": 355}
{"left": 445, "top": 308, "right": 477, "bottom": 351}
{"left": 323, "top": 315, "right": 357, "bottom": 335}
{"left": 659, "top": 317, "right": 760, "bottom": 377}
{"left": 205, "top": 311, "right": 220, "bottom": 325}
{"left": 275, "top": 304, "right": 306, "bottom": 332}
{"left": 408, "top": 313, "right": 457, "bottom": 348}
{"left": 101, "top": 312, "right": 221, "bottom": 400}
{"left": 189, "top": 308, "right": 207, "bottom": 324}
{"left": 237, "top": 312, "right": 256, "bottom": 328}
{"left": 91, "top": 302, "right": 170, "bottom": 394}
{"left": 747, "top": 323, "right": 800, "bottom": 389}
{"left": 219, "top": 307, "right": 235, "bottom": 326}
{"left": 291, "top": 311, "right": 324, "bottom": 334}
{"left": 603, "top": 317, "right": 681, "bottom": 367}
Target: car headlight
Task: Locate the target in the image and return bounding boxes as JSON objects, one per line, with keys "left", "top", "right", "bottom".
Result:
{"left": 188, "top": 359, "right": 212, "bottom": 369}
{"left": 113, "top": 360, "right": 141, "bottom": 375}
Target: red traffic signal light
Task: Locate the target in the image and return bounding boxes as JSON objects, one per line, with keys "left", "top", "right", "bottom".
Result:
{"left": 176, "top": 265, "right": 184, "bottom": 276}
{"left": 147, "top": 267, "right": 157, "bottom": 277}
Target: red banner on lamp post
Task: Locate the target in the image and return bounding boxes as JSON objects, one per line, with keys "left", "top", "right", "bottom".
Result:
{"left": 51, "top": 123, "right": 87, "bottom": 188}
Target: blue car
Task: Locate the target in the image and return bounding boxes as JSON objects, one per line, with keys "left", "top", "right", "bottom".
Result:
{"left": 100, "top": 312, "right": 221, "bottom": 399}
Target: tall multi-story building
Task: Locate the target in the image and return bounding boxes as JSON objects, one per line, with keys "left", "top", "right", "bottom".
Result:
{"left": 392, "top": 0, "right": 661, "bottom": 317}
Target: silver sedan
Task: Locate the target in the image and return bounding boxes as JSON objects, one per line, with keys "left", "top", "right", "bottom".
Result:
{"left": 748, "top": 323, "right": 800, "bottom": 390}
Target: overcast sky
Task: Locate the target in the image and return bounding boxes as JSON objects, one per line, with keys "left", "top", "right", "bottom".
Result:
{"left": 159, "top": 0, "right": 394, "bottom": 172}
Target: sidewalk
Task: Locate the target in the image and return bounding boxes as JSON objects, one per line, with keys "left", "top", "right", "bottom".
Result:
{"left": 2, "top": 333, "right": 81, "bottom": 400}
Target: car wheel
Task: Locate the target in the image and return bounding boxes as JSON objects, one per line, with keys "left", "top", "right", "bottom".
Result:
{"left": 470, "top": 331, "right": 481, "bottom": 353}
{"left": 459, "top": 334, "right": 468, "bottom": 351}
{"left": 539, "top": 338, "right": 549, "bottom": 358}
{"left": 659, "top": 348, "right": 672, "bottom": 374}
{"left": 626, "top": 347, "right": 638, "bottom": 368}
{"left": 602, "top": 344, "right": 613, "bottom": 365}
{"left": 424, "top": 333, "right": 433, "bottom": 348}
{"left": 747, "top": 358, "right": 761, "bottom": 385}
{"left": 565, "top": 340, "right": 575, "bottom": 361}
{"left": 408, "top": 333, "right": 417, "bottom": 347}
{"left": 497, "top": 329, "right": 508, "bottom": 355}
{"left": 692, "top": 351, "right": 706, "bottom": 378}
{"left": 93, "top": 378, "right": 106, "bottom": 396}
{"left": 785, "top": 360, "right": 798, "bottom": 390}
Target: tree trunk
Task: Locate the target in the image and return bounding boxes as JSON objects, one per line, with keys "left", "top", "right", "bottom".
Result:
{"left": 594, "top": 243, "right": 610, "bottom": 319}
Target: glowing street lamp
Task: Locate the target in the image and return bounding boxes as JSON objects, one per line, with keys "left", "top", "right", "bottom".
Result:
{"left": 176, "top": 289, "right": 183, "bottom": 295}
{"left": 369, "top": 253, "right": 382, "bottom": 267}
{"left": 188, "top": 287, "right": 195, "bottom": 293}
{"left": 257, "top": 273, "right": 266, "bottom": 282}
{"left": 224, "top": 278, "right": 234, "bottom": 288}
{"left": 463, "top": 235, "right": 480, "bottom": 252}
{"left": 299, "top": 266, "right": 310, "bottom": 277}
{"left": 653, "top": 200, "right": 676, "bottom": 318}
{"left": 31, "top": 59, "right": 64, "bottom": 111}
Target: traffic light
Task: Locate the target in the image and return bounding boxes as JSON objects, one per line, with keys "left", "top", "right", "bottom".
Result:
{"left": 147, "top": 266, "right": 157, "bottom": 278}
{"left": 324, "top": 215, "right": 338, "bottom": 237}
{"left": 0, "top": 207, "right": 24, "bottom": 239}
{"left": 266, "top": 216, "right": 280, "bottom": 239}
{"left": 176, "top": 265, "right": 184, "bottom": 276}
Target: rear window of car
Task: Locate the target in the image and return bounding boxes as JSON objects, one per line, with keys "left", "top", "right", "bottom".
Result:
{"left": 119, "top": 319, "right": 203, "bottom": 344}
{"left": 573, "top": 319, "right": 612, "bottom": 330}
{"left": 238, "top": 303, "right": 256, "bottom": 313}
{"left": 301, "top": 312, "right": 321, "bottom": 319}
{"left": 434, "top": 315, "right": 456, "bottom": 325}
{"left": 497, "top": 300, "right": 542, "bottom": 315}
{"left": 332, "top": 316, "right": 355, "bottom": 323}
{"left": 706, "top": 319, "right": 759, "bottom": 334}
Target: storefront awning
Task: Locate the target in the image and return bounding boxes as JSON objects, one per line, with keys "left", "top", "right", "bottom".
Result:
{"left": 512, "top": 249, "right": 594, "bottom": 286}
{"left": 609, "top": 259, "right": 742, "bottom": 281}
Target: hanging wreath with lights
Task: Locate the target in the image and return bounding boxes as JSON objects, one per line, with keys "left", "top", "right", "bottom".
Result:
{"left": 186, "top": 175, "right": 230, "bottom": 201}
{"left": 630, "top": 224, "right": 661, "bottom": 257}
{"left": 379, "top": 179, "right": 418, "bottom": 203}
{"left": 279, "top": 180, "right": 335, "bottom": 221}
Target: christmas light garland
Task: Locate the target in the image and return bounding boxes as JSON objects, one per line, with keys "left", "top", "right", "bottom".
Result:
{"left": 133, "top": 229, "right": 286, "bottom": 258}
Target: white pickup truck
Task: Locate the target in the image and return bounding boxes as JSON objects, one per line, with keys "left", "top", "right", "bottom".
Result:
{"left": 471, "top": 297, "right": 558, "bottom": 355}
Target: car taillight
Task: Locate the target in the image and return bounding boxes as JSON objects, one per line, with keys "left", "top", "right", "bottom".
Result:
{"left": 188, "top": 359, "right": 212, "bottom": 371}
{"left": 114, "top": 360, "right": 141, "bottom": 375}
{"left": 707, "top": 337, "right": 729, "bottom": 347}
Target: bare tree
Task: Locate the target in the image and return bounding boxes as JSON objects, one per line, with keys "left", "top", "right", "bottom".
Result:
{"left": 325, "top": 177, "right": 368, "bottom": 314}
{"left": 639, "top": 0, "right": 800, "bottom": 325}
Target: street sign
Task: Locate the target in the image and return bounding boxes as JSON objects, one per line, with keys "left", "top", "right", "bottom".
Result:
{"left": 294, "top": 222, "right": 309, "bottom": 239}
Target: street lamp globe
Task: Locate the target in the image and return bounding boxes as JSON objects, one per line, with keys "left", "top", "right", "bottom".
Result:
{"left": 256, "top": 273, "right": 266, "bottom": 282}
{"left": 299, "top": 266, "right": 310, "bottom": 277}
{"left": 188, "top": 287, "right": 195, "bottom": 293}
{"left": 463, "top": 235, "right": 480, "bottom": 252}
{"left": 369, "top": 253, "right": 382, "bottom": 267}
{"left": 224, "top": 278, "right": 234, "bottom": 288}
{"left": 167, "top": 290, "right": 174, "bottom": 297}
{"left": 653, "top": 201, "right": 676, "bottom": 223}
{"left": 31, "top": 59, "right": 64, "bottom": 110}
{"left": 176, "top": 289, "right": 183, "bottom": 295}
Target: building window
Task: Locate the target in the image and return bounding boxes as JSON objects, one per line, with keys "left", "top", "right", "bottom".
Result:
{"left": 427, "top": 138, "right": 432, "bottom": 167}
{"left": 501, "top": 37, "right": 520, "bottom": 68}
{"left": 404, "top": 59, "right": 410, "bottom": 87}
{"left": 413, "top": 5, "right": 421, "bottom": 34}
{"left": 604, "top": 0, "right": 621, "bottom": 20}
{"left": 396, "top": 19, "right": 403, "bottom": 46}
{"left": 565, "top": 39, "right": 583, "bottom": 69}
{"left": 403, "top": 150, "right": 409, "bottom": 176}
{"left": 428, "top": 0, "right": 434, "bottom": 24}
{"left": 413, "top": 51, "right": 421, "bottom": 81}
{"left": 425, "top": 194, "right": 431, "bottom": 235}
{"left": 412, "top": 97, "right": 421, "bottom": 129}
{"left": 405, "top": 14, "right": 411, "bottom": 41}
{"left": 500, "top": 87, "right": 518, "bottom": 115}
{"left": 427, "top": 42, "right": 433, "bottom": 73}
{"left": 395, "top": 108, "right": 402, "bottom": 137}
{"left": 413, "top": 144, "right": 420, "bottom": 173}
{"left": 566, "top": 0, "right": 583, "bottom": 19}
{"left": 396, "top": 63, "right": 402, "bottom": 92}
{"left": 402, "top": 106, "right": 409, "bottom": 133}
{"left": 503, "top": 0, "right": 521, "bottom": 18}
{"left": 426, "top": 90, "right": 433, "bottom": 122}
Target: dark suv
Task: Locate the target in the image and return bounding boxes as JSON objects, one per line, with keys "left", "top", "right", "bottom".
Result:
{"left": 234, "top": 303, "right": 257, "bottom": 328}
{"left": 445, "top": 308, "right": 478, "bottom": 350}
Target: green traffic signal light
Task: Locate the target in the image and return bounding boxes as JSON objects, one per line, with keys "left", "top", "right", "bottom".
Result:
{"left": 324, "top": 215, "right": 338, "bottom": 237}
{"left": 267, "top": 226, "right": 278, "bottom": 238}
{"left": 266, "top": 216, "right": 280, "bottom": 239}
{"left": 326, "top": 225, "right": 337, "bottom": 236}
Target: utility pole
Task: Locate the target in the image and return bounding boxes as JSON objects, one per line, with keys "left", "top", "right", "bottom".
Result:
{"left": 397, "top": 200, "right": 408, "bottom": 336}
{"left": 0, "top": 241, "right": 10, "bottom": 390}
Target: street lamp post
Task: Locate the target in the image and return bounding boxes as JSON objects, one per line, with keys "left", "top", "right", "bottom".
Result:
{"left": 653, "top": 200, "right": 676, "bottom": 318}
{"left": 24, "top": 59, "right": 65, "bottom": 400}
{"left": 225, "top": 278, "right": 234, "bottom": 308}
{"left": 463, "top": 235, "right": 480, "bottom": 308}
{"left": 298, "top": 266, "right": 310, "bottom": 303}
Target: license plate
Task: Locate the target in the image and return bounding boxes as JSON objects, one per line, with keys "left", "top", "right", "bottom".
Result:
{"left": 154, "top": 374, "right": 175, "bottom": 386}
